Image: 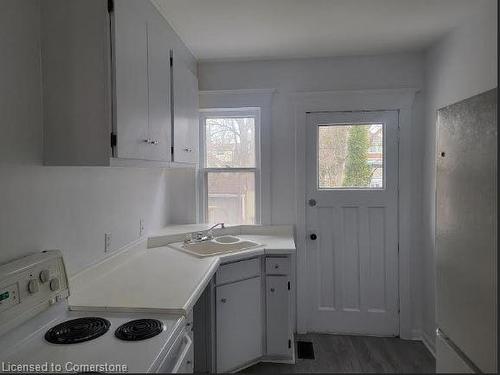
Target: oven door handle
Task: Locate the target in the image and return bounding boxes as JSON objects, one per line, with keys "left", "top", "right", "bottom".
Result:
{"left": 171, "top": 332, "right": 193, "bottom": 373}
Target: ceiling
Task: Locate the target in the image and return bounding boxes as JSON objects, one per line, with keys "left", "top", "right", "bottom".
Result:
{"left": 153, "top": 0, "right": 487, "bottom": 62}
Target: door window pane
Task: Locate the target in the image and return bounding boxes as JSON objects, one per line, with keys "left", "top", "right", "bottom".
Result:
{"left": 205, "top": 117, "right": 256, "bottom": 168}
{"left": 207, "top": 172, "right": 255, "bottom": 224}
{"left": 318, "top": 124, "right": 384, "bottom": 189}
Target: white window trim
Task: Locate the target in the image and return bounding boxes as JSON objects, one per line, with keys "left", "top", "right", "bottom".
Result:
{"left": 198, "top": 107, "right": 262, "bottom": 224}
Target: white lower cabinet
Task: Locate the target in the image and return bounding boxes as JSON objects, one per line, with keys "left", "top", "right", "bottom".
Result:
{"left": 266, "top": 275, "right": 292, "bottom": 357}
{"left": 216, "top": 276, "right": 263, "bottom": 372}
{"left": 213, "top": 256, "right": 293, "bottom": 372}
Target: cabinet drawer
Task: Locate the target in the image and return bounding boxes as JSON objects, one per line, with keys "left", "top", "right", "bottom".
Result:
{"left": 265, "top": 257, "right": 290, "bottom": 275}
{"left": 216, "top": 258, "right": 260, "bottom": 285}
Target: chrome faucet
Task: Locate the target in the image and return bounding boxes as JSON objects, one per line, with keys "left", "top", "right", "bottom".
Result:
{"left": 206, "top": 222, "right": 225, "bottom": 232}
{"left": 185, "top": 223, "right": 225, "bottom": 243}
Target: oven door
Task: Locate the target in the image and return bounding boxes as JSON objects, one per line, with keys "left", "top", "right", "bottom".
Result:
{"left": 157, "top": 329, "right": 193, "bottom": 373}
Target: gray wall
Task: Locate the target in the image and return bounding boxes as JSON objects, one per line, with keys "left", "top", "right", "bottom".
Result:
{"left": 0, "top": 0, "right": 195, "bottom": 275}
{"left": 421, "top": 0, "right": 498, "bottom": 347}
{"left": 198, "top": 52, "right": 426, "bottom": 335}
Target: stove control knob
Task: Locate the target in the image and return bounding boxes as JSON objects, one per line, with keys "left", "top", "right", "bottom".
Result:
{"left": 39, "top": 269, "right": 50, "bottom": 283}
{"left": 28, "top": 279, "right": 39, "bottom": 294}
{"left": 49, "top": 278, "right": 60, "bottom": 292}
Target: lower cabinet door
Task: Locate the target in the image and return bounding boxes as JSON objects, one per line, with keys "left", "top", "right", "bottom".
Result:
{"left": 266, "top": 276, "right": 291, "bottom": 357}
{"left": 216, "top": 277, "right": 262, "bottom": 372}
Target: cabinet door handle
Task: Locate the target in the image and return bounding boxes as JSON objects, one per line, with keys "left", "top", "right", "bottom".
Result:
{"left": 220, "top": 298, "right": 227, "bottom": 303}
{"left": 270, "top": 288, "right": 275, "bottom": 292}
{"left": 144, "top": 139, "right": 159, "bottom": 145}
{"left": 183, "top": 148, "right": 192, "bottom": 152}
{"left": 274, "top": 264, "right": 279, "bottom": 269}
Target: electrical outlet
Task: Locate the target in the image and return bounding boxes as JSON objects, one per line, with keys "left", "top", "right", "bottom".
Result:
{"left": 104, "top": 232, "right": 112, "bottom": 253}
{"left": 139, "top": 219, "right": 145, "bottom": 237}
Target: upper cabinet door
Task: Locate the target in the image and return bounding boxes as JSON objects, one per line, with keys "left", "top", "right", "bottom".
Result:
{"left": 172, "top": 53, "right": 199, "bottom": 164}
{"left": 41, "top": 0, "right": 112, "bottom": 166}
{"left": 145, "top": 13, "right": 172, "bottom": 162}
{"left": 113, "top": 0, "right": 149, "bottom": 159}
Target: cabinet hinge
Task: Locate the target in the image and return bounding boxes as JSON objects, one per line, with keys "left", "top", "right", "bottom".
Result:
{"left": 287, "top": 281, "right": 290, "bottom": 290}
{"left": 169, "top": 51, "right": 173, "bottom": 67}
{"left": 171, "top": 146, "right": 174, "bottom": 155}
{"left": 110, "top": 132, "right": 117, "bottom": 148}
{"left": 107, "top": 0, "right": 114, "bottom": 13}
{"left": 288, "top": 339, "right": 292, "bottom": 349}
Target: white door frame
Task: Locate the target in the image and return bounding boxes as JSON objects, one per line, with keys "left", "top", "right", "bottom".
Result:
{"left": 292, "top": 88, "right": 418, "bottom": 339}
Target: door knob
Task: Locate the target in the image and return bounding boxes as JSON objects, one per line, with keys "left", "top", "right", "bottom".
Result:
{"left": 308, "top": 199, "right": 317, "bottom": 207}
{"left": 310, "top": 233, "right": 317, "bottom": 240}
{"left": 220, "top": 298, "right": 227, "bottom": 303}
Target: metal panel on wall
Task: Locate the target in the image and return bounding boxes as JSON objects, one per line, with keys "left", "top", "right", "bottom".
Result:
{"left": 436, "top": 88, "right": 497, "bottom": 373}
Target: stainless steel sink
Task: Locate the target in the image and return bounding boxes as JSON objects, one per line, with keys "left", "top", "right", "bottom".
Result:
{"left": 213, "top": 235, "right": 240, "bottom": 244}
{"left": 168, "top": 236, "right": 262, "bottom": 257}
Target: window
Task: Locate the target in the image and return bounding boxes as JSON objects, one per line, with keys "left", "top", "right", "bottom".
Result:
{"left": 318, "top": 123, "right": 384, "bottom": 189}
{"left": 200, "top": 109, "right": 260, "bottom": 224}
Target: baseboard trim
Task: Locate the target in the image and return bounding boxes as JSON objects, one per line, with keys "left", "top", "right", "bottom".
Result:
{"left": 410, "top": 328, "right": 436, "bottom": 358}
{"left": 421, "top": 330, "right": 436, "bottom": 358}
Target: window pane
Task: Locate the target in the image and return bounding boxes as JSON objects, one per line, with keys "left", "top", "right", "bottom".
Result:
{"left": 318, "top": 124, "right": 384, "bottom": 189}
{"left": 205, "top": 117, "right": 256, "bottom": 168}
{"left": 207, "top": 172, "right": 255, "bottom": 224}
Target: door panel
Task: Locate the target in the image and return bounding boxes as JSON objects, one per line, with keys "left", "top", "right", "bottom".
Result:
{"left": 216, "top": 277, "right": 262, "bottom": 372}
{"left": 266, "top": 276, "right": 290, "bottom": 357}
{"left": 173, "top": 53, "right": 199, "bottom": 163}
{"left": 146, "top": 16, "right": 171, "bottom": 161}
{"left": 436, "top": 89, "right": 497, "bottom": 373}
{"left": 306, "top": 111, "right": 399, "bottom": 335}
{"left": 113, "top": 0, "right": 149, "bottom": 159}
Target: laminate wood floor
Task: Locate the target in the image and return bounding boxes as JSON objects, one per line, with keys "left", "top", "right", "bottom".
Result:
{"left": 241, "top": 334, "right": 435, "bottom": 373}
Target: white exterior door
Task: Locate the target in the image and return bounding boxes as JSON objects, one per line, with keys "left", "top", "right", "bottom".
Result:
{"left": 305, "top": 110, "right": 399, "bottom": 336}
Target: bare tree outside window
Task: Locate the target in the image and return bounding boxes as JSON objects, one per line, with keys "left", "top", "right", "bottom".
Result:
{"left": 203, "top": 115, "right": 258, "bottom": 224}
{"left": 206, "top": 118, "right": 255, "bottom": 168}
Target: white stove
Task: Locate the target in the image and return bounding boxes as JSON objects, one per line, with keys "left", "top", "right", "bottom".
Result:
{"left": 0, "top": 251, "right": 193, "bottom": 373}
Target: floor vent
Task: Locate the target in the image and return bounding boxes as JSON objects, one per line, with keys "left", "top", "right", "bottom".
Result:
{"left": 297, "top": 341, "right": 315, "bottom": 359}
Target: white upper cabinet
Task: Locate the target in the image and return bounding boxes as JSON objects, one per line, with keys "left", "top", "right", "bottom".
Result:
{"left": 41, "top": 0, "right": 197, "bottom": 166}
{"left": 144, "top": 11, "right": 172, "bottom": 161}
{"left": 41, "top": 0, "right": 112, "bottom": 166}
{"left": 172, "top": 52, "right": 199, "bottom": 164}
{"left": 113, "top": 0, "right": 150, "bottom": 160}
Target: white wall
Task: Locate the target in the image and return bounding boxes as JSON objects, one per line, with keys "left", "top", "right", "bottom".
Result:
{"left": 198, "top": 52, "right": 426, "bottom": 334}
{"left": 0, "top": 0, "right": 195, "bottom": 275}
{"left": 421, "top": 0, "right": 497, "bottom": 347}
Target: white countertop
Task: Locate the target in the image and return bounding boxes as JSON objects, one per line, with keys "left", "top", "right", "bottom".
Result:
{"left": 68, "top": 225, "right": 295, "bottom": 315}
